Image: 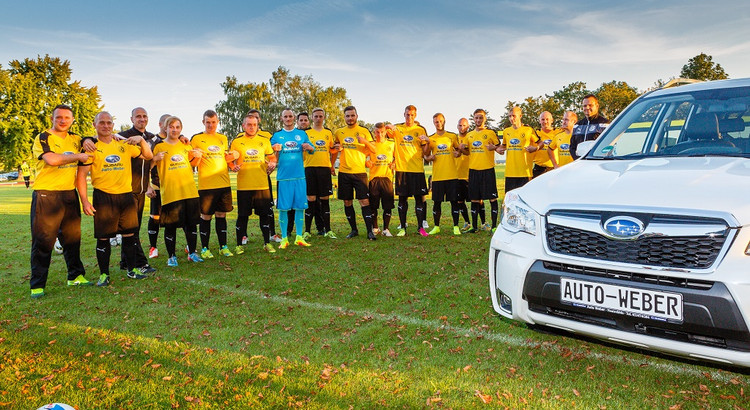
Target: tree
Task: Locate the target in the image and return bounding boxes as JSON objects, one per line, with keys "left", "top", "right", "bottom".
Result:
{"left": 680, "top": 53, "right": 728, "bottom": 81}
{"left": 594, "top": 81, "right": 640, "bottom": 119}
{"left": 215, "top": 66, "right": 352, "bottom": 137}
{"left": 0, "top": 55, "right": 100, "bottom": 169}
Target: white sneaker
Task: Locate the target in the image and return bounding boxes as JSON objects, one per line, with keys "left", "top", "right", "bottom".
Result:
{"left": 372, "top": 227, "right": 380, "bottom": 235}
{"left": 241, "top": 236, "right": 248, "bottom": 245}
{"left": 54, "top": 238, "right": 63, "bottom": 254}
{"left": 148, "top": 247, "right": 159, "bottom": 258}
{"left": 422, "top": 220, "right": 429, "bottom": 229}
{"left": 381, "top": 229, "right": 393, "bottom": 237}
{"left": 270, "top": 234, "right": 282, "bottom": 243}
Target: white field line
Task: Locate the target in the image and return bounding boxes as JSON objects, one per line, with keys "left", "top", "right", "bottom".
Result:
{"left": 183, "top": 277, "right": 748, "bottom": 382}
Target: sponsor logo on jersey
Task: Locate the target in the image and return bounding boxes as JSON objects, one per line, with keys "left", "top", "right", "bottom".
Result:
{"left": 171, "top": 155, "right": 184, "bottom": 162}
{"left": 344, "top": 137, "right": 355, "bottom": 144}
{"left": 510, "top": 138, "right": 521, "bottom": 146}
{"left": 315, "top": 140, "right": 326, "bottom": 147}
{"left": 105, "top": 155, "right": 121, "bottom": 164}
{"left": 208, "top": 145, "right": 221, "bottom": 152}
{"left": 285, "top": 141, "right": 298, "bottom": 149}
{"left": 472, "top": 141, "right": 483, "bottom": 148}
{"left": 376, "top": 154, "right": 387, "bottom": 160}
{"left": 403, "top": 135, "right": 414, "bottom": 142}
{"left": 246, "top": 149, "right": 259, "bottom": 156}
{"left": 63, "top": 151, "right": 75, "bottom": 155}
{"left": 543, "top": 139, "right": 552, "bottom": 145}
{"left": 437, "top": 144, "right": 448, "bottom": 150}
{"left": 560, "top": 144, "right": 570, "bottom": 150}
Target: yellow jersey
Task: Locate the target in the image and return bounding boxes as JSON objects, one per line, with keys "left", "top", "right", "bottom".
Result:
{"left": 304, "top": 128, "right": 335, "bottom": 168}
{"left": 502, "top": 126, "right": 538, "bottom": 178}
{"left": 369, "top": 140, "right": 395, "bottom": 181}
{"left": 548, "top": 130, "right": 573, "bottom": 167}
{"left": 191, "top": 132, "right": 230, "bottom": 190}
{"left": 466, "top": 129, "right": 499, "bottom": 171}
{"left": 153, "top": 141, "right": 199, "bottom": 205}
{"left": 428, "top": 132, "right": 459, "bottom": 181}
{"left": 334, "top": 125, "right": 373, "bottom": 174}
{"left": 32, "top": 131, "right": 82, "bottom": 191}
{"left": 393, "top": 123, "right": 428, "bottom": 173}
{"left": 84, "top": 139, "right": 142, "bottom": 194}
{"left": 230, "top": 135, "right": 274, "bottom": 191}
{"left": 532, "top": 128, "right": 559, "bottom": 168}
{"left": 455, "top": 134, "right": 470, "bottom": 180}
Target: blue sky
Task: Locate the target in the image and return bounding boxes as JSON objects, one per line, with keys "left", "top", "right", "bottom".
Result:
{"left": 2, "top": 0, "right": 749, "bottom": 134}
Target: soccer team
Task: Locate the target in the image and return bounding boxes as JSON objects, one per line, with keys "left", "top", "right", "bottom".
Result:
{"left": 28, "top": 95, "right": 608, "bottom": 298}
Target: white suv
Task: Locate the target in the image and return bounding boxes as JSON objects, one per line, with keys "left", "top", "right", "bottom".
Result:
{"left": 489, "top": 78, "right": 750, "bottom": 367}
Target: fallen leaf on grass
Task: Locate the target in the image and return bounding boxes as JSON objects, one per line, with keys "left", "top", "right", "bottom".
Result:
{"left": 475, "top": 390, "right": 492, "bottom": 403}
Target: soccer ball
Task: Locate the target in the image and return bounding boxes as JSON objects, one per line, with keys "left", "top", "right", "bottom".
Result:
{"left": 37, "top": 404, "right": 76, "bottom": 410}
{"left": 53, "top": 238, "right": 63, "bottom": 254}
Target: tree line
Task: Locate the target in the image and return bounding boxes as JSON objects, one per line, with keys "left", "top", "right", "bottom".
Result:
{"left": 0, "top": 53, "right": 729, "bottom": 169}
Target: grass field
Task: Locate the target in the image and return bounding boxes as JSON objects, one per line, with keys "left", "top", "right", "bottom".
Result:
{"left": 1, "top": 170, "right": 749, "bottom": 408}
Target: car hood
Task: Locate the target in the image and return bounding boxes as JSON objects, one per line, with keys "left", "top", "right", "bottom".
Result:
{"left": 521, "top": 157, "right": 750, "bottom": 226}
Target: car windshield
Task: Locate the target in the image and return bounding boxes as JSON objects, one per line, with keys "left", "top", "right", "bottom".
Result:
{"left": 588, "top": 85, "right": 750, "bottom": 159}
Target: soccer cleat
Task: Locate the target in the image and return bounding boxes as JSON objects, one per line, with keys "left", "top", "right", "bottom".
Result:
{"left": 263, "top": 243, "right": 276, "bottom": 253}
{"left": 200, "top": 247, "right": 214, "bottom": 259}
{"left": 278, "top": 238, "right": 290, "bottom": 249}
{"left": 184, "top": 245, "right": 189, "bottom": 254}
{"left": 422, "top": 220, "right": 429, "bottom": 229}
{"left": 372, "top": 227, "right": 380, "bottom": 235}
{"left": 219, "top": 245, "right": 234, "bottom": 257}
{"left": 316, "top": 231, "right": 326, "bottom": 236}
{"left": 148, "top": 247, "right": 159, "bottom": 258}
{"left": 325, "top": 231, "right": 338, "bottom": 239}
{"left": 381, "top": 229, "right": 393, "bottom": 237}
{"left": 127, "top": 269, "right": 147, "bottom": 279}
{"left": 54, "top": 238, "right": 63, "bottom": 254}
{"left": 461, "top": 222, "right": 471, "bottom": 232}
{"left": 466, "top": 227, "right": 478, "bottom": 234}
{"left": 188, "top": 252, "right": 204, "bottom": 263}
{"left": 418, "top": 227, "right": 429, "bottom": 237}
{"left": 396, "top": 229, "right": 406, "bottom": 237}
{"left": 241, "top": 235, "right": 248, "bottom": 245}
{"left": 234, "top": 245, "right": 245, "bottom": 255}
{"left": 453, "top": 226, "right": 461, "bottom": 236}
{"left": 96, "top": 274, "right": 110, "bottom": 287}
{"left": 294, "top": 235, "right": 311, "bottom": 247}
{"left": 492, "top": 226, "right": 497, "bottom": 233}
{"left": 345, "top": 230, "right": 359, "bottom": 239}
{"left": 270, "top": 234, "right": 282, "bottom": 243}
{"left": 30, "top": 288, "right": 45, "bottom": 298}
{"left": 167, "top": 256, "right": 178, "bottom": 267}
{"left": 302, "top": 232, "right": 312, "bottom": 240}
{"left": 367, "top": 231, "right": 377, "bottom": 241}
{"left": 139, "top": 265, "right": 156, "bottom": 274}
{"left": 482, "top": 223, "right": 492, "bottom": 231}
{"left": 67, "top": 275, "right": 93, "bottom": 286}
{"left": 429, "top": 226, "right": 440, "bottom": 235}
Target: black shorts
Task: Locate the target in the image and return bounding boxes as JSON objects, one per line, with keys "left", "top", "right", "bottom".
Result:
{"left": 305, "top": 166, "right": 333, "bottom": 197}
{"left": 468, "top": 169, "right": 498, "bottom": 201}
{"left": 23, "top": 176, "right": 30, "bottom": 182}
{"left": 160, "top": 197, "right": 201, "bottom": 227}
{"left": 199, "top": 187, "right": 234, "bottom": 215}
{"left": 504, "top": 176, "right": 529, "bottom": 193}
{"left": 337, "top": 172, "right": 369, "bottom": 201}
{"left": 237, "top": 189, "right": 272, "bottom": 217}
{"left": 431, "top": 179, "right": 458, "bottom": 202}
{"left": 369, "top": 177, "right": 394, "bottom": 210}
{"left": 532, "top": 164, "right": 552, "bottom": 178}
{"left": 394, "top": 171, "right": 428, "bottom": 197}
{"left": 456, "top": 179, "right": 469, "bottom": 202}
{"left": 149, "top": 189, "right": 162, "bottom": 216}
{"left": 92, "top": 189, "right": 138, "bottom": 238}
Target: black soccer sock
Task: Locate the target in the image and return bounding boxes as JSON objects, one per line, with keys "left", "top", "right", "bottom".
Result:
{"left": 236, "top": 215, "right": 248, "bottom": 245}
{"left": 95, "top": 238, "right": 111, "bottom": 275}
{"left": 450, "top": 201, "right": 460, "bottom": 226}
{"left": 199, "top": 218, "right": 211, "bottom": 249}
{"left": 122, "top": 235, "right": 137, "bottom": 271}
{"left": 471, "top": 202, "right": 479, "bottom": 229}
{"left": 398, "top": 197, "right": 408, "bottom": 228}
{"left": 479, "top": 202, "right": 486, "bottom": 225}
{"left": 415, "top": 198, "right": 426, "bottom": 228}
{"left": 148, "top": 217, "right": 160, "bottom": 248}
{"left": 372, "top": 209, "right": 379, "bottom": 230}
{"left": 268, "top": 205, "right": 277, "bottom": 236}
{"left": 287, "top": 210, "right": 295, "bottom": 236}
{"left": 362, "top": 205, "right": 374, "bottom": 233}
{"left": 383, "top": 209, "right": 392, "bottom": 231}
{"left": 319, "top": 199, "right": 331, "bottom": 232}
{"left": 185, "top": 224, "right": 198, "bottom": 254}
{"left": 345, "top": 205, "right": 357, "bottom": 231}
{"left": 433, "top": 202, "right": 442, "bottom": 227}
{"left": 490, "top": 201, "right": 499, "bottom": 228}
{"left": 259, "top": 212, "right": 271, "bottom": 244}
{"left": 164, "top": 226, "right": 177, "bottom": 257}
{"left": 459, "top": 201, "right": 469, "bottom": 223}
{"left": 305, "top": 199, "right": 317, "bottom": 233}
{"left": 216, "top": 217, "right": 228, "bottom": 247}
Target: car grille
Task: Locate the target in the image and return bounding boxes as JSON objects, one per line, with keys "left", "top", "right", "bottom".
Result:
{"left": 545, "top": 211, "right": 729, "bottom": 269}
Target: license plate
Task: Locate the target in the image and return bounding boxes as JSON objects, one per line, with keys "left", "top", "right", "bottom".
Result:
{"left": 560, "top": 277, "right": 683, "bottom": 322}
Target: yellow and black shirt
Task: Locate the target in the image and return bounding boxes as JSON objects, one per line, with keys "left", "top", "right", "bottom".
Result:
{"left": 32, "top": 130, "right": 82, "bottom": 191}
{"left": 230, "top": 136, "right": 274, "bottom": 191}
{"left": 152, "top": 141, "right": 199, "bottom": 205}
{"left": 428, "top": 132, "right": 459, "bottom": 182}
{"left": 190, "top": 132, "right": 230, "bottom": 190}
{"left": 334, "top": 125, "right": 373, "bottom": 174}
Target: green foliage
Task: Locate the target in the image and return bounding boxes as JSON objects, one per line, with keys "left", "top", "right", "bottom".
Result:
{"left": 216, "top": 67, "right": 352, "bottom": 137}
{"left": 0, "top": 55, "right": 100, "bottom": 169}
{"left": 680, "top": 53, "right": 729, "bottom": 81}
{"left": 594, "top": 80, "right": 640, "bottom": 119}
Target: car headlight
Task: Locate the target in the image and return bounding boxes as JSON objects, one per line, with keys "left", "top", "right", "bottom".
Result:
{"left": 500, "top": 192, "right": 537, "bottom": 235}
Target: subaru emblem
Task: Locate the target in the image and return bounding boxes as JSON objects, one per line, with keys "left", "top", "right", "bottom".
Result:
{"left": 603, "top": 216, "right": 644, "bottom": 239}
